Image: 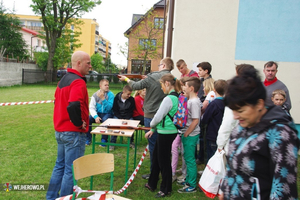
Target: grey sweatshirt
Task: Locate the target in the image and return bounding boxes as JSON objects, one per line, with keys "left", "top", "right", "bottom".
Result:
{"left": 128, "top": 69, "right": 170, "bottom": 118}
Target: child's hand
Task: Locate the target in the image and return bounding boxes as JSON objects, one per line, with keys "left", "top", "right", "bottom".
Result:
{"left": 145, "top": 131, "right": 153, "bottom": 139}
{"left": 183, "top": 132, "right": 189, "bottom": 137}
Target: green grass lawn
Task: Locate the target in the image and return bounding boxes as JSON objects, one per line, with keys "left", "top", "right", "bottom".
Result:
{"left": 0, "top": 85, "right": 299, "bottom": 200}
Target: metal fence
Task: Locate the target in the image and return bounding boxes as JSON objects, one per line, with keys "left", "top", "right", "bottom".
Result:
{"left": 22, "top": 69, "right": 124, "bottom": 90}
{"left": 22, "top": 69, "right": 53, "bottom": 84}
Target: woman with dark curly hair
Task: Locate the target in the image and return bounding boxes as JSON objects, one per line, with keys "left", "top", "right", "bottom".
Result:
{"left": 219, "top": 68, "right": 299, "bottom": 200}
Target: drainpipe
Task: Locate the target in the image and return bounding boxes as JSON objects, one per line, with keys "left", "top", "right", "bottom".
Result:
{"left": 31, "top": 35, "right": 38, "bottom": 59}
{"left": 166, "top": 0, "right": 175, "bottom": 57}
{"left": 162, "top": 0, "right": 166, "bottom": 58}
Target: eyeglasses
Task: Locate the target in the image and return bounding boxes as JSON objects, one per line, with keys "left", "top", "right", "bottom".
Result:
{"left": 158, "top": 63, "right": 163, "bottom": 67}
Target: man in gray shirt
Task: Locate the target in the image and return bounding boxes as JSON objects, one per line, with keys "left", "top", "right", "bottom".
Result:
{"left": 263, "top": 61, "right": 291, "bottom": 111}
{"left": 119, "top": 57, "right": 174, "bottom": 179}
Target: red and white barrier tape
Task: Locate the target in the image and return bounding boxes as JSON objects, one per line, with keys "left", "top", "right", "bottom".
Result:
{"left": 112, "top": 144, "right": 149, "bottom": 194}
{"left": 56, "top": 145, "right": 149, "bottom": 200}
{"left": 0, "top": 100, "right": 54, "bottom": 106}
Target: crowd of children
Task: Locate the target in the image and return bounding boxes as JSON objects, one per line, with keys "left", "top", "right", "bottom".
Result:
{"left": 86, "top": 58, "right": 294, "bottom": 198}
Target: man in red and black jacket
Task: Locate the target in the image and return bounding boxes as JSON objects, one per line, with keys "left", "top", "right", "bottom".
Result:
{"left": 46, "top": 51, "right": 91, "bottom": 200}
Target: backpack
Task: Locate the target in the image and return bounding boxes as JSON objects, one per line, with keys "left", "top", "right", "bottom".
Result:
{"left": 163, "top": 92, "right": 188, "bottom": 129}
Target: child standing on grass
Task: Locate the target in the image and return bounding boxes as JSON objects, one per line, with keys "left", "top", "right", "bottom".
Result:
{"left": 201, "top": 79, "right": 228, "bottom": 161}
{"left": 177, "top": 77, "right": 201, "bottom": 193}
{"left": 144, "top": 74, "right": 181, "bottom": 198}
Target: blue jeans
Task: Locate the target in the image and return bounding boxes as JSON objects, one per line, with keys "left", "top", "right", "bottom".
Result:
{"left": 206, "top": 139, "right": 217, "bottom": 162}
{"left": 86, "top": 113, "right": 113, "bottom": 143}
{"left": 46, "top": 131, "right": 86, "bottom": 200}
{"left": 144, "top": 117, "right": 158, "bottom": 172}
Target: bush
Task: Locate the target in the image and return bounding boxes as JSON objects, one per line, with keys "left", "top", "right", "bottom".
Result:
{"left": 34, "top": 52, "right": 49, "bottom": 71}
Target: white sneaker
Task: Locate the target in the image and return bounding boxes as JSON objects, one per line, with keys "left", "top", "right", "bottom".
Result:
{"left": 175, "top": 168, "right": 182, "bottom": 173}
{"left": 198, "top": 170, "right": 203, "bottom": 175}
{"left": 177, "top": 174, "right": 186, "bottom": 181}
{"left": 172, "top": 175, "right": 177, "bottom": 183}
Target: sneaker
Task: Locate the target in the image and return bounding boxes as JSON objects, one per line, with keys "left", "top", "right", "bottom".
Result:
{"left": 177, "top": 174, "right": 186, "bottom": 182}
{"left": 178, "top": 185, "right": 196, "bottom": 193}
{"left": 85, "top": 140, "right": 91, "bottom": 146}
{"left": 142, "top": 174, "right": 150, "bottom": 180}
{"left": 99, "top": 139, "right": 107, "bottom": 147}
{"left": 130, "top": 143, "right": 135, "bottom": 149}
{"left": 175, "top": 168, "right": 182, "bottom": 173}
{"left": 198, "top": 170, "right": 203, "bottom": 175}
{"left": 154, "top": 191, "right": 171, "bottom": 198}
{"left": 109, "top": 146, "right": 115, "bottom": 151}
{"left": 172, "top": 175, "right": 177, "bottom": 183}
{"left": 176, "top": 181, "right": 186, "bottom": 186}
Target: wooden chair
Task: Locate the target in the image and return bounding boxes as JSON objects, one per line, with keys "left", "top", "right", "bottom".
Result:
{"left": 71, "top": 153, "right": 114, "bottom": 200}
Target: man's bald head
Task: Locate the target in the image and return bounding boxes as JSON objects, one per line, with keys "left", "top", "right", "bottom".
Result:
{"left": 71, "top": 51, "right": 91, "bottom": 76}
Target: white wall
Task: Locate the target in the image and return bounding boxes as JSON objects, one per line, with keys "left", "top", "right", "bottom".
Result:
{"left": 0, "top": 62, "right": 41, "bottom": 86}
{"left": 167, "top": 0, "right": 300, "bottom": 122}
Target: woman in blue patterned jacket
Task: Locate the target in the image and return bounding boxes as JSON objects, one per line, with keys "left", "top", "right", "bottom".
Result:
{"left": 219, "top": 68, "right": 299, "bottom": 200}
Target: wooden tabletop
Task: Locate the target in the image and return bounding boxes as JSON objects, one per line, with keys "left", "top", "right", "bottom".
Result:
{"left": 90, "top": 118, "right": 140, "bottom": 138}
{"left": 101, "top": 118, "right": 140, "bottom": 127}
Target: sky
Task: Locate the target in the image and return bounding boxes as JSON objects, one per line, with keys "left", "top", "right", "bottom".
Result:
{"left": 2, "top": 0, "right": 160, "bottom": 66}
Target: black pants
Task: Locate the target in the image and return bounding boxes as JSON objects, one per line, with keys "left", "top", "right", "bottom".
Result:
{"left": 148, "top": 133, "right": 176, "bottom": 194}
{"left": 197, "top": 123, "right": 206, "bottom": 162}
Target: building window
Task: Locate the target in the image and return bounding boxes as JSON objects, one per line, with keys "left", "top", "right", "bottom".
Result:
{"left": 131, "top": 59, "right": 151, "bottom": 74}
{"left": 31, "top": 22, "right": 42, "bottom": 27}
{"left": 139, "top": 39, "right": 156, "bottom": 50}
{"left": 154, "top": 18, "right": 164, "bottom": 29}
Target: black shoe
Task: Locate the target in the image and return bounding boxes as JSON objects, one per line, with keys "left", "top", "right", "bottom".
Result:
{"left": 196, "top": 159, "right": 204, "bottom": 165}
{"left": 142, "top": 174, "right": 150, "bottom": 180}
{"left": 154, "top": 191, "right": 171, "bottom": 198}
{"left": 130, "top": 143, "right": 135, "bottom": 149}
{"left": 145, "top": 183, "right": 154, "bottom": 192}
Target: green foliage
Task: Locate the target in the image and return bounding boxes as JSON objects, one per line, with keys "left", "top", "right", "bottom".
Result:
{"left": 117, "top": 42, "right": 128, "bottom": 60}
{"left": 104, "top": 56, "right": 119, "bottom": 73}
{"left": 91, "top": 53, "right": 104, "bottom": 72}
{"left": 30, "top": 0, "right": 102, "bottom": 70}
{"left": 52, "top": 18, "right": 83, "bottom": 68}
{"left": 0, "top": 2, "right": 29, "bottom": 59}
{"left": 35, "top": 52, "right": 49, "bottom": 71}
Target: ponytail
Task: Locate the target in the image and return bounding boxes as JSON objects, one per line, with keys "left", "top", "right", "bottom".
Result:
{"left": 160, "top": 74, "right": 181, "bottom": 93}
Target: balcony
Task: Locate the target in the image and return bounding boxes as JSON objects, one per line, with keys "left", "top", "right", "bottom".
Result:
{"left": 95, "top": 30, "right": 99, "bottom": 35}
{"left": 25, "top": 26, "right": 44, "bottom": 31}
{"left": 95, "top": 41, "right": 99, "bottom": 45}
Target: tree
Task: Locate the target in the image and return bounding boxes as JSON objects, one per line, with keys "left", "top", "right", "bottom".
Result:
{"left": 91, "top": 53, "right": 105, "bottom": 72}
{"left": 104, "top": 56, "right": 118, "bottom": 73}
{"left": 34, "top": 18, "right": 83, "bottom": 71}
{"left": 52, "top": 18, "right": 83, "bottom": 68}
{"left": 0, "top": 2, "right": 28, "bottom": 60}
{"left": 35, "top": 52, "right": 48, "bottom": 71}
{"left": 117, "top": 42, "right": 128, "bottom": 60}
{"left": 125, "top": 9, "right": 164, "bottom": 74}
{"left": 31, "top": 0, "right": 101, "bottom": 71}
